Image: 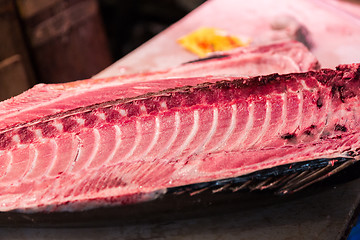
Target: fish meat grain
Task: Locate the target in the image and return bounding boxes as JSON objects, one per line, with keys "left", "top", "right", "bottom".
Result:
{"left": 0, "top": 41, "right": 318, "bottom": 132}
{"left": 0, "top": 61, "right": 359, "bottom": 212}
{"left": 0, "top": 40, "right": 360, "bottom": 212}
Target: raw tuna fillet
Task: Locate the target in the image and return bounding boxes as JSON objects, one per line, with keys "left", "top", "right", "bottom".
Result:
{"left": 0, "top": 62, "right": 359, "bottom": 212}
{"left": 0, "top": 41, "right": 318, "bottom": 132}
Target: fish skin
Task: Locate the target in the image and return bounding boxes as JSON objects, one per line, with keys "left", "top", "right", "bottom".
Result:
{"left": 0, "top": 63, "right": 358, "bottom": 212}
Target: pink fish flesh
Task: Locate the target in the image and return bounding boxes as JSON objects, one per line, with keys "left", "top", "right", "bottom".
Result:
{"left": 0, "top": 41, "right": 318, "bottom": 132}
{"left": 0, "top": 62, "right": 359, "bottom": 212}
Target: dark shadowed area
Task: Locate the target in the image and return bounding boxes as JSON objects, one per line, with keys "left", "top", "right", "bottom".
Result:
{"left": 0, "top": 0, "right": 205, "bottom": 100}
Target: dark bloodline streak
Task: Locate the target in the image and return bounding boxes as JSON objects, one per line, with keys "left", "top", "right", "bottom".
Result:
{"left": 183, "top": 54, "right": 231, "bottom": 64}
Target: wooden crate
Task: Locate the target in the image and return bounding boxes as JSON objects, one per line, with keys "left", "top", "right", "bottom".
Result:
{"left": 16, "top": 0, "right": 112, "bottom": 84}
{"left": 0, "top": 0, "right": 35, "bottom": 101}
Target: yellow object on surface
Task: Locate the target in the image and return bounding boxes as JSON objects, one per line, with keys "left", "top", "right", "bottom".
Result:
{"left": 178, "top": 27, "right": 249, "bottom": 57}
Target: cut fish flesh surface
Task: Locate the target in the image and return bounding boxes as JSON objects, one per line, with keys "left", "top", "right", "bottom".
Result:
{"left": 0, "top": 41, "right": 318, "bottom": 132}
{"left": 0, "top": 61, "right": 359, "bottom": 212}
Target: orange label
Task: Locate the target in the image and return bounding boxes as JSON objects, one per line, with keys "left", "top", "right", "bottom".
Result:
{"left": 178, "top": 27, "right": 250, "bottom": 57}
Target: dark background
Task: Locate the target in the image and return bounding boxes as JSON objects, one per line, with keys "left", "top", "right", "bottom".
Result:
{"left": 0, "top": 0, "right": 205, "bottom": 100}
{"left": 99, "top": 0, "right": 206, "bottom": 61}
